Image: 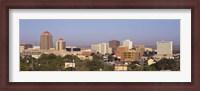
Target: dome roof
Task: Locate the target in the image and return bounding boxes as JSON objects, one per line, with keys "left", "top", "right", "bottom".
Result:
{"left": 42, "top": 31, "right": 51, "bottom": 35}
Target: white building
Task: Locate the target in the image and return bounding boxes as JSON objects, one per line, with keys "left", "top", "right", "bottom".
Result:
{"left": 157, "top": 41, "right": 173, "bottom": 55}
{"left": 66, "top": 46, "right": 76, "bottom": 48}
{"left": 91, "top": 43, "right": 112, "bottom": 54}
{"left": 33, "top": 46, "right": 40, "bottom": 50}
{"left": 123, "top": 39, "right": 133, "bottom": 49}
{"left": 91, "top": 44, "right": 101, "bottom": 53}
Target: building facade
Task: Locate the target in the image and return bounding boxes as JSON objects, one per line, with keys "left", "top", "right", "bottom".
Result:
{"left": 123, "top": 39, "right": 133, "bottom": 49}
{"left": 121, "top": 50, "right": 141, "bottom": 62}
{"left": 135, "top": 45, "right": 145, "bottom": 56}
{"left": 91, "top": 44, "right": 100, "bottom": 53}
{"left": 56, "top": 38, "right": 66, "bottom": 51}
{"left": 114, "top": 65, "right": 128, "bottom": 71}
{"left": 115, "top": 46, "right": 129, "bottom": 58}
{"left": 157, "top": 41, "right": 173, "bottom": 55}
{"left": 109, "top": 40, "right": 120, "bottom": 51}
{"left": 40, "top": 31, "right": 53, "bottom": 50}
{"left": 91, "top": 43, "right": 112, "bottom": 54}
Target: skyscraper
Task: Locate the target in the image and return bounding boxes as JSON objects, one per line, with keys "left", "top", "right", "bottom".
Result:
{"left": 109, "top": 40, "right": 120, "bottom": 51}
{"left": 40, "top": 31, "right": 53, "bottom": 50}
{"left": 157, "top": 41, "right": 173, "bottom": 55}
{"left": 123, "top": 39, "right": 133, "bottom": 49}
{"left": 56, "top": 38, "right": 66, "bottom": 51}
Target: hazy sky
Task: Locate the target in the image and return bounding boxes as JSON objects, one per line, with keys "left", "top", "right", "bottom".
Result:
{"left": 20, "top": 19, "right": 180, "bottom": 47}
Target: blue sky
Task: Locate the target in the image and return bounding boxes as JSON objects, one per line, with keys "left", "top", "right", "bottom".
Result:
{"left": 20, "top": 19, "right": 180, "bottom": 47}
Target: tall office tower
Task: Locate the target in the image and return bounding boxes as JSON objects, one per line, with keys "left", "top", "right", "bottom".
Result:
{"left": 100, "top": 43, "right": 111, "bottom": 54}
{"left": 56, "top": 38, "right": 66, "bottom": 51}
{"left": 91, "top": 43, "right": 111, "bottom": 54}
{"left": 123, "top": 39, "right": 133, "bottom": 49}
{"left": 157, "top": 41, "right": 173, "bottom": 55}
{"left": 109, "top": 40, "right": 120, "bottom": 51}
{"left": 40, "top": 31, "right": 53, "bottom": 50}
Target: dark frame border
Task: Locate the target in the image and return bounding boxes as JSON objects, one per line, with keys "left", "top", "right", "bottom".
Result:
{"left": 1, "top": 1, "right": 199, "bottom": 91}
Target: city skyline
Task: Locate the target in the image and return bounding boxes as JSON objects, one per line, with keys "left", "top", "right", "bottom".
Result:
{"left": 20, "top": 19, "right": 180, "bottom": 47}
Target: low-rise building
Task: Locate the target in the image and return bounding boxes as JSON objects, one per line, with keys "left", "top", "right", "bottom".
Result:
{"left": 78, "top": 55, "right": 93, "bottom": 60}
{"left": 153, "top": 54, "right": 174, "bottom": 61}
{"left": 81, "top": 50, "right": 92, "bottom": 56}
{"left": 33, "top": 46, "right": 40, "bottom": 50}
{"left": 121, "top": 50, "right": 141, "bottom": 62}
{"left": 114, "top": 65, "right": 128, "bottom": 71}
{"left": 20, "top": 50, "right": 43, "bottom": 59}
{"left": 64, "top": 62, "right": 75, "bottom": 68}
{"left": 20, "top": 43, "right": 33, "bottom": 49}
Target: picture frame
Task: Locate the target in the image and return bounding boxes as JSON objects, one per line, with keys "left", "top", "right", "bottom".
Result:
{"left": 0, "top": 0, "right": 199, "bottom": 91}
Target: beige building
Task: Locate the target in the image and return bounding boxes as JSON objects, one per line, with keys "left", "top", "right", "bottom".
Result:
{"left": 56, "top": 38, "right": 66, "bottom": 51}
{"left": 135, "top": 45, "right": 145, "bottom": 56}
{"left": 33, "top": 46, "right": 40, "bottom": 50}
{"left": 121, "top": 50, "right": 141, "bottom": 62}
{"left": 157, "top": 41, "right": 173, "bottom": 55}
{"left": 64, "top": 62, "right": 75, "bottom": 68}
{"left": 115, "top": 46, "right": 129, "bottom": 58}
{"left": 40, "top": 31, "right": 53, "bottom": 50}
{"left": 114, "top": 65, "right": 128, "bottom": 71}
{"left": 20, "top": 50, "right": 43, "bottom": 59}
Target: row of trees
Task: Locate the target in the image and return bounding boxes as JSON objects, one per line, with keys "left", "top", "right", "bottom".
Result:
{"left": 21, "top": 53, "right": 180, "bottom": 71}
{"left": 127, "top": 58, "right": 180, "bottom": 71}
{"left": 20, "top": 53, "right": 114, "bottom": 71}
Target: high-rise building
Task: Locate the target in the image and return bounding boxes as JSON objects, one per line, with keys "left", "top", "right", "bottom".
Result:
{"left": 91, "top": 43, "right": 111, "bottom": 54}
{"left": 91, "top": 44, "right": 101, "bottom": 53}
{"left": 56, "top": 38, "right": 66, "bottom": 51}
{"left": 100, "top": 43, "right": 109, "bottom": 54}
{"left": 157, "top": 41, "right": 173, "bottom": 55}
{"left": 109, "top": 40, "right": 120, "bottom": 51}
{"left": 135, "top": 45, "right": 145, "bottom": 56}
{"left": 40, "top": 31, "right": 53, "bottom": 50}
{"left": 123, "top": 39, "right": 133, "bottom": 49}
